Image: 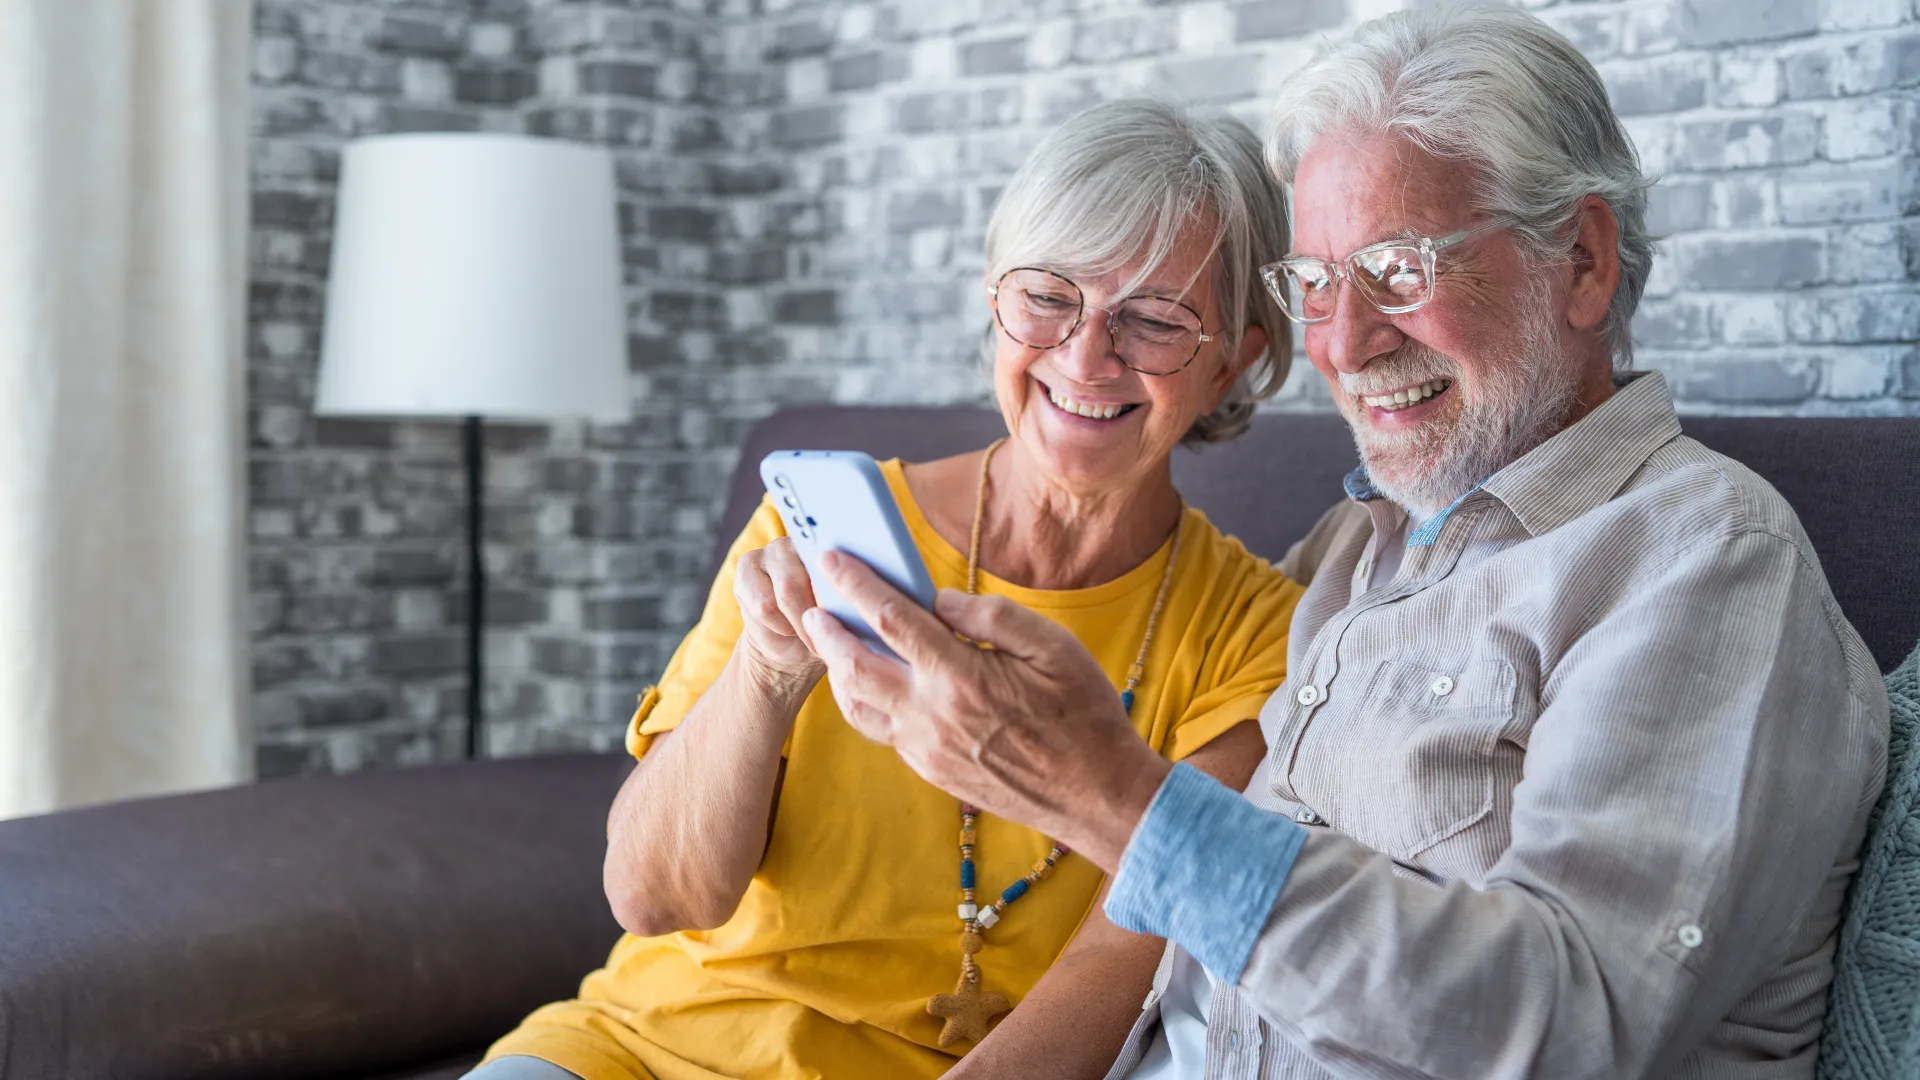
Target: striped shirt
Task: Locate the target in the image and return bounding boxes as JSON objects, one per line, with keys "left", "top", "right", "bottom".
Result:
{"left": 1104, "top": 371, "right": 1890, "bottom": 1079}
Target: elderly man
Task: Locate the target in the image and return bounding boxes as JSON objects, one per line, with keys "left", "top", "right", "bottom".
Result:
{"left": 803, "top": 3, "right": 1889, "bottom": 1078}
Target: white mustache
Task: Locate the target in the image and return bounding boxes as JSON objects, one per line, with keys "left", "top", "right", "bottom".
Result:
{"left": 1336, "top": 346, "right": 1460, "bottom": 398}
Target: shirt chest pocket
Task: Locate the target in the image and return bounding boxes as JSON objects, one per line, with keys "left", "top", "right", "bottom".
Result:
{"left": 1287, "top": 658, "right": 1518, "bottom": 858}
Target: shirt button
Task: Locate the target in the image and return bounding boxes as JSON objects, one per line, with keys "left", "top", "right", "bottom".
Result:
{"left": 1677, "top": 924, "right": 1704, "bottom": 949}
{"left": 1296, "top": 684, "right": 1321, "bottom": 706}
{"left": 1431, "top": 676, "right": 1456, "bottom": 697}
{"left": 1294, "top": 806, "right": 1323, "bottom": 825}
{"left": 1227, "top": 1030, "right": 1242, "bottom": 1052}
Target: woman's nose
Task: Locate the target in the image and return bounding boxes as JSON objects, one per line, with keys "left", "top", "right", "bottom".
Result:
{"left": 1053, "top": 307, "right": 1128, "bottom": 380}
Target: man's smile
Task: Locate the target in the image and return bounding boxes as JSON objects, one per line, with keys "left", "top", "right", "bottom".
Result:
{"left": 1360, "top": 378, "right": 1451, "bottom": 412}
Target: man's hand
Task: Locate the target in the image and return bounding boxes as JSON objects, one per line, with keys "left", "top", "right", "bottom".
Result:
{"left": 800, "top": 550, "right": 1170, "bottom": 873}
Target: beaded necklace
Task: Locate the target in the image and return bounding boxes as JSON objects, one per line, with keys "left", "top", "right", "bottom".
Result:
{"left": 927, "top": 437, "right": 1185, "bottom": 1048}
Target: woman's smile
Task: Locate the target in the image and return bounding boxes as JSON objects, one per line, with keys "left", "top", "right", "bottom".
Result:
{"left": 1035, "top": 378, "right": 1144, "bottom": 425}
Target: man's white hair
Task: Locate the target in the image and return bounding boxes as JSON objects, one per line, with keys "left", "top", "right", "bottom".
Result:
{"left": 1266, "top": 1, "right": 1655, "bottom": 368}
{"left": 985, "top": 99, "right": 1293, "bottom": 443}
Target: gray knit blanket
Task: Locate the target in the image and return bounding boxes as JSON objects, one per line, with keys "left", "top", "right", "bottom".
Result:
{"left": 1818, "top": 640, "right": 1920, "bottom": 1079}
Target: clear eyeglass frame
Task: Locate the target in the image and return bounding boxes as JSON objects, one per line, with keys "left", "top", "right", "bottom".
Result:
{"left": 987, "top": 266, "right": 1214, "bottom": 377}
{"left": 1259, "top": 219, "right": 1514, "bottom": 325}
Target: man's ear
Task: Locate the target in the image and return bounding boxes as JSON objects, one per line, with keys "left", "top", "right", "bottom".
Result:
{"left": 1565, "top": 194, "right": 1620, "bottom": 333}
{"left": 1208, "top": 324, "right": 1266, "bottom": 412}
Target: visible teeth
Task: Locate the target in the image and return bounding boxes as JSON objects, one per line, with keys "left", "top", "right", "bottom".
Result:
{"left": 1362, "top": 379, "right": 1450, "bottom": 411}
{"left": 1048, "top": 387, "right": 1128, "bottom": 420}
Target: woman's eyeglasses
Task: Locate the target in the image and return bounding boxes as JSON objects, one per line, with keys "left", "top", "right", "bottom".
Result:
{"left": 1259, "top": 219, "right": 1513, "bottom": 324}
{"left": 988, "top": 267, "right": 1212, "bottom": 376}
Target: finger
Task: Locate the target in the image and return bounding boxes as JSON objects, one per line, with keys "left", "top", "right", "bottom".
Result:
{"left": 804, "top": 606, "right": 916, "bottom": 717}
{"left": 838, "top": 697, "right": 900, "bottom": 746}
{"left": 763, "top": 541, "right": 821, "bottom": 651}
{"left": 933, "top": 589, "right": 1071, "bottom": 661}
{"left": 732, "top": 548, "right": 766, "bottom": 602}
{"left": 817, "top": 550, "right": 960, "bottom": 669}
{"left": 762, "top": 537, "right": 810, "bottom": 587}
{"left": 733, "top": 551, "right": 796, "bottom": 635}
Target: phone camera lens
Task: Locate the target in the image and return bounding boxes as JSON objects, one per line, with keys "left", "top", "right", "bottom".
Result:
{"left": 783, "top": 495, "right": 797, "bottom": 508}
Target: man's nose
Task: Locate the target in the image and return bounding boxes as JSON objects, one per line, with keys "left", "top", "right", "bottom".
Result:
{"left": 1319, "top": 283, "right": 1402, "bottom": 376}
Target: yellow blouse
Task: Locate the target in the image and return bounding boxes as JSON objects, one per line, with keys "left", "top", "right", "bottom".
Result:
{"left": 486, "top": 459, "right": 1303, "bottom": 1080}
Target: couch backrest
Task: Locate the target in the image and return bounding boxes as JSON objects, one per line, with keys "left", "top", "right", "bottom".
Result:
{"left": 720, "top": 407, "right": 1920, "bottom": 673}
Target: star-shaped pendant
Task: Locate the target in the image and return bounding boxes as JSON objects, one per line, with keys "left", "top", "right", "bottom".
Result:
{"left": 928, "top": 971, "right": 1011, "bottom": 1048}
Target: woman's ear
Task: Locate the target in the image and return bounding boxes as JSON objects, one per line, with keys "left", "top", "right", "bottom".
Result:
{"left": 1207, "top": 325, "right": 1265, "bottom": 412}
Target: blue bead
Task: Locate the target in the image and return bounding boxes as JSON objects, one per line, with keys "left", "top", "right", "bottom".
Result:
{"left": 960, "top": 860, "right": 975, "bottom": 889}
{"left": 1121, "top": 689, "right": 1135, "bottom": 715}
{"left": 1002, "top": 878, "right": 1030, "bottom": 904}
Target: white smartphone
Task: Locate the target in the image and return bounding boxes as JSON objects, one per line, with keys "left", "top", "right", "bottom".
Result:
{"left": 759, "top": 450, "right": 937, "bottom": 659}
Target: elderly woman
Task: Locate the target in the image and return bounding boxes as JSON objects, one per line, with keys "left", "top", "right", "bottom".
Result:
{"left": 469, "top": 99, "right": 1303, "bottom": 1080}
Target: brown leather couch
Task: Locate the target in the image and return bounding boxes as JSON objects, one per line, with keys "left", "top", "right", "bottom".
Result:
{"left": 3, "top": 407, "right": 1916, "bottom": 1080}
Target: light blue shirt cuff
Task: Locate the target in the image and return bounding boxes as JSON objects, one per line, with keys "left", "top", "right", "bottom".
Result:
{"left": 1103, "top": 762, "right": 1307, "bottom": 984}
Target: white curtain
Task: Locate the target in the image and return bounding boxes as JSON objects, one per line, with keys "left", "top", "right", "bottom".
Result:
{"left": 0, "top": 0, "right": 252, "bottom": 818}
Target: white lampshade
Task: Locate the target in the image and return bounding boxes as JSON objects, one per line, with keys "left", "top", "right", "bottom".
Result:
{"left": 316, "top": 133, "right": 629, "bottom": 423}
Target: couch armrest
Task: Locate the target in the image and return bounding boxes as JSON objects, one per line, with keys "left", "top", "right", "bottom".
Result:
{"left": 0, "top": 753, "right": 631, "bottom": 1080}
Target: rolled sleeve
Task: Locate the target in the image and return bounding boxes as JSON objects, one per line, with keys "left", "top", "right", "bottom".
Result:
{"left": 1104, "top": 762, "right": 1307, "bottom": 983}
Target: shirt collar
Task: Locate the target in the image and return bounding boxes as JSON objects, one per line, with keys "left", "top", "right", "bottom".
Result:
{"left": 1343, "top": 457, "right": 1482, "bottom": 549}
{"left": 1479, "top": 371, "right": 1682, "bottom": 538}
{"left": 1341, "top": 371, "right": 1682, "bottom": 541}
{"left": 1342, "top": 467, "right": 1383, "bottom": 502}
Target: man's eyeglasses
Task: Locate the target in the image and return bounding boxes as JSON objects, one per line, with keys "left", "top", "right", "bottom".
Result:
{"left": 988, "top": 267, "right": 1212, "bottom": 376}
{"left": 1259, "top": 219, "right": 1513, "bottom": 324}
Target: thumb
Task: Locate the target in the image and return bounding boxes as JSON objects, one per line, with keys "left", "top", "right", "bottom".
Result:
{"left": 933, "top": 589, "right": 1065, "bottom": 661}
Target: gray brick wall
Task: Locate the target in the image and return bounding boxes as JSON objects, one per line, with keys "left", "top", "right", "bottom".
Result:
{"left": 250, "top": 0, "right": 725, "bottom": 776}
{"left": 724, "top": 0, "right": 1919, "bottom": 422}
{"left": 250, "top": 0, "right": 1919, "bottom": 775}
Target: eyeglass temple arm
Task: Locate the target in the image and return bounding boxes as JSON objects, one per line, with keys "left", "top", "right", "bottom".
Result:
{"left": 1428, "top": 217, "right": 1514, "bottom": 252}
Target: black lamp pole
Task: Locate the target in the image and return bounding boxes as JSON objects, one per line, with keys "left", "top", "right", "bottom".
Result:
{"left": 462, "top": 414, "right": 486, "bottom": 759}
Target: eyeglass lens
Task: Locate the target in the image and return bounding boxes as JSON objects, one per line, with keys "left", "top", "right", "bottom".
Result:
{"left": 1271, "top": 245, "right": 1433, "bottom": 321}
{"left": 993, "top": 268, "right": 1205, "bottom": 375}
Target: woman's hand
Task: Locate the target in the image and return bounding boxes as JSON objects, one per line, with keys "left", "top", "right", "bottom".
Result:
{"left": 800, "top": 550, "right": 1170, "bottom": 874}
{"left": 607, "top": 536, "right": 822, "bottom": 937}
{"left": 733, "top": 537, "right": 826, "bottom": 692}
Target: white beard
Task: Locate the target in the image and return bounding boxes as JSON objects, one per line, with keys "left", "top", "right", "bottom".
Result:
{"left": 1336, "top": 288, "right": 1582, "bottom": 519}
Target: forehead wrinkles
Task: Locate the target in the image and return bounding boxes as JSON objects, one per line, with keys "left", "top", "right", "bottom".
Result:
{"left": 1295, "top": 130, "right": 1477, "bottom": 252}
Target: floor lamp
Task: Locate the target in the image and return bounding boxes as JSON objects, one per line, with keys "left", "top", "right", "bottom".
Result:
{"left": 314, "top": 134, "right": 629, "bottom": 759}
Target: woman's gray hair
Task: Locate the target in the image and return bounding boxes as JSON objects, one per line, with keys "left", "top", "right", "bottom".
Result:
{"left": 983, "top": 99, "right": 1292, "bottom": 444}
{"left": 1267, "top": 1, "right": 1655, "bottom": 368}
